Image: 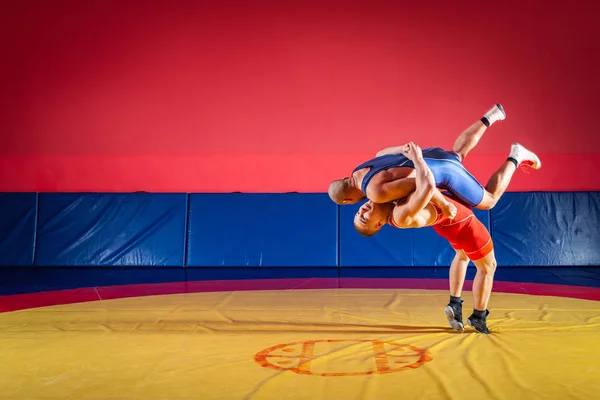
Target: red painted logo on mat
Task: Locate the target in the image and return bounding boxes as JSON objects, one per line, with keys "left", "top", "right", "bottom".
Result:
{"left": 255, "top": 339, "right": 432, "bottom": 376}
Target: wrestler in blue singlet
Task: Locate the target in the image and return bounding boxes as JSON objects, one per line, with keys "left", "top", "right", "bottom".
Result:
{"left": 353, "top": 147, "right": 484, "bottom": 207}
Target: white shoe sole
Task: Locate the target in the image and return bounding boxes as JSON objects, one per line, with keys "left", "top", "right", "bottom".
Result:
{"left": 495, "top": 103, "right": 506, "bottom": 119}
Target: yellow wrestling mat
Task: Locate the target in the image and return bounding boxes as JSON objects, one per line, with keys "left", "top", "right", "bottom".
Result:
{"left": 1, "top": 289, "right": 599, "bottom": 399}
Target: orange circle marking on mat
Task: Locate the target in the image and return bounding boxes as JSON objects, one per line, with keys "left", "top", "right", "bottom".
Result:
{"left": 255, "top": 339, "right": 433, "bottom": 376}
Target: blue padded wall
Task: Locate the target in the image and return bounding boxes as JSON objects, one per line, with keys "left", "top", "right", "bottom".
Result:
{"left": 1, "top": 191, "right": 598, "bottom": 269}
{"left": 35, "top": 193, "right": 187, "bottom": 266}
{"left": 339, "top": 201, "right": 491, "bottom": 267}
{"left": 0, "top": 193, "right": 37, "bottom": 266}
{"left": 492, "top": 192, "right": 600, "bottom": 266}
{"left": 186, "top": 193, "right": 337, "bottom": 267}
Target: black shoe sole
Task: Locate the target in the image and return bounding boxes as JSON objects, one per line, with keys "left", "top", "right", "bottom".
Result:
{"left": 466, "top": 318, "right": 490, "bottom": 334}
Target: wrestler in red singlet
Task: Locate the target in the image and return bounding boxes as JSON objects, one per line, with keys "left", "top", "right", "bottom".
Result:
{"left": 389, "top": 194, "right": 493, "bottom": 261}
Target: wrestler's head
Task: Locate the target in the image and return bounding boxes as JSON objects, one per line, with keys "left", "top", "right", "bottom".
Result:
{"left": 328, "top": 178, "right": 365, "bottom": 204}
{"left": 353, "top": 200, "right": 393, "bottom": 236}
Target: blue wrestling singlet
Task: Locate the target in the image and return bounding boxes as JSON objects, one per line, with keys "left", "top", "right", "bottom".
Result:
{"left": 353, "top": 147, "right": 485, "bottom": 207}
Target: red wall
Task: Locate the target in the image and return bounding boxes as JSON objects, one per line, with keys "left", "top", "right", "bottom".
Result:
{"left": 1, "top": 0, "right": 599, "bottom": 192}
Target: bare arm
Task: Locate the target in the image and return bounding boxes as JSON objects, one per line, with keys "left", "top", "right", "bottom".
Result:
{"left": 431, "top": 188, "right": 457, "bottom": 218}
{"left": 376, "top": 145, "right": 406, "bottom": 157}
{"left": 372, "top": 146, "right": 457, "bottom": 218}
{"left": 368, "top": 172, "right": 456, "bottom": 222}
{"left": 369, "top": 177, "right": 416, "bottom": 203}
{"left": 391, "top": 144, "right": 436, "bottom": 226}
{"left": 370, "top": 175, "right": 452, "bottom": 208}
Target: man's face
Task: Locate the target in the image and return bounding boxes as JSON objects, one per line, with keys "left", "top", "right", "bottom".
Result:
{"left": 353, "top": 201, "right": 388, "bottom": 234}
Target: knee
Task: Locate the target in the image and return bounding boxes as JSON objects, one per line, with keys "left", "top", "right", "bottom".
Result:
{"left": 455, "top": 250, "right": 469, "bottom": 262}
{"left": 477, "top": 259, "right": 497, "bottom": 275}
{"left": 477, "top": 196, "right": 497, "bottom": 211}
{"left": 489, "top": 260, "right": 497, "bottom": 274}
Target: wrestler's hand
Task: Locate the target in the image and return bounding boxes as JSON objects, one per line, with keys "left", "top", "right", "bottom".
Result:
{"left": 402, "top": 142, "right": 423, "bottom": 161}
{"left": 440, "top": 201, "right": 457, "bottom": 219}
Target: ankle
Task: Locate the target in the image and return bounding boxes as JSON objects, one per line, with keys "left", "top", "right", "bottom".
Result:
{"left": 481, "top": 104, "right": 506, "bottom": 127}
{"left": 507, "top": 157, "right": 519, "bottom": 168}
{"left": 473, "top": 309, "right": 487, "bottom": 318}
{"left": 450, "top": 295, "right": 462, "bottom": 304}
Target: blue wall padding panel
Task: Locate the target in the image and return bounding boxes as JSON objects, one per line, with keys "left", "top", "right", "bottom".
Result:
{"left": 35, "top": 193, "right": 187, "bottom": 266}
{"left": 0, "top": 193, "right": 37, "bottom": 266}
{"left": 186, "top": 193, "right": 337, "bottom": 267}
{"left": 491, "top": 192, "right": 600, "bottom": 266}
{"left": 340, "top": 201, "right": 490, "bottom": 267}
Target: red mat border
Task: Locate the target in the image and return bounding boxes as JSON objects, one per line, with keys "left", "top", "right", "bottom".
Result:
{"left": 1, "top": 278, "right": 599, "bottom": 313}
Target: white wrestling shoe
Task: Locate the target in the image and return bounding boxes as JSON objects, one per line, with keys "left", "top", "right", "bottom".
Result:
{"left": 509, "top": 143, "right": 542, "bottom": 169}
{"left": 483, "top": 103, "right": 506, "bottom": 125}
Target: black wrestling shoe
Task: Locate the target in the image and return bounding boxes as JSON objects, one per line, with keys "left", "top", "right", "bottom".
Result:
{"left": 467, "top": 310, "right": 491, "bottom": 334}
{"left": 444, "top": 300, "right": 464, "bottom": 332}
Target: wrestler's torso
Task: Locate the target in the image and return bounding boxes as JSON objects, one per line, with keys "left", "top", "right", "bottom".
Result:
{"left": 389, "top": 194, "right": 472, "bottom": 229}
{"left": 353, "top": 148, "right": 455, "bottom": 195}
{"left": 353, "top": 166, "right": 415, "bottom": 195}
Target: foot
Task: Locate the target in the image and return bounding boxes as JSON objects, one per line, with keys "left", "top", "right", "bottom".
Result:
{"left": 444, "top": 301, "right": 464, "bottom": 332}
{"left": 483, "top": 103, "right": 506, "bottom": 126}
{"left": 466, "top": 310, "right": 490, "bottom": 334}
{"left": 509, "top": 143, "right": 542, "bottom": 169}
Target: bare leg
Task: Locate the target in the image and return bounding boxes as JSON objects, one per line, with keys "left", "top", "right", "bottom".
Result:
{"left": 375, "top": 157, "right": 515, "bottom": 213}
{"left": 471, "top": 250, "right": 498, "bottom": 311}
{"left": 444, "top": 250, "right": 470, "bottom": 331}
{"left": 477, "top": 161, "right": 517, "bottom": 210}
{"left": 373, "top": 105, "right": 513, "bottom": 208}
{"left": 452, "top": 104, "right": 505, "bottom": 161}
{"left": 452, "top": 120, "right": 488, "bottom": 162}
{"left": 449, "top": 250, "right": 469, "bottom": 297}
